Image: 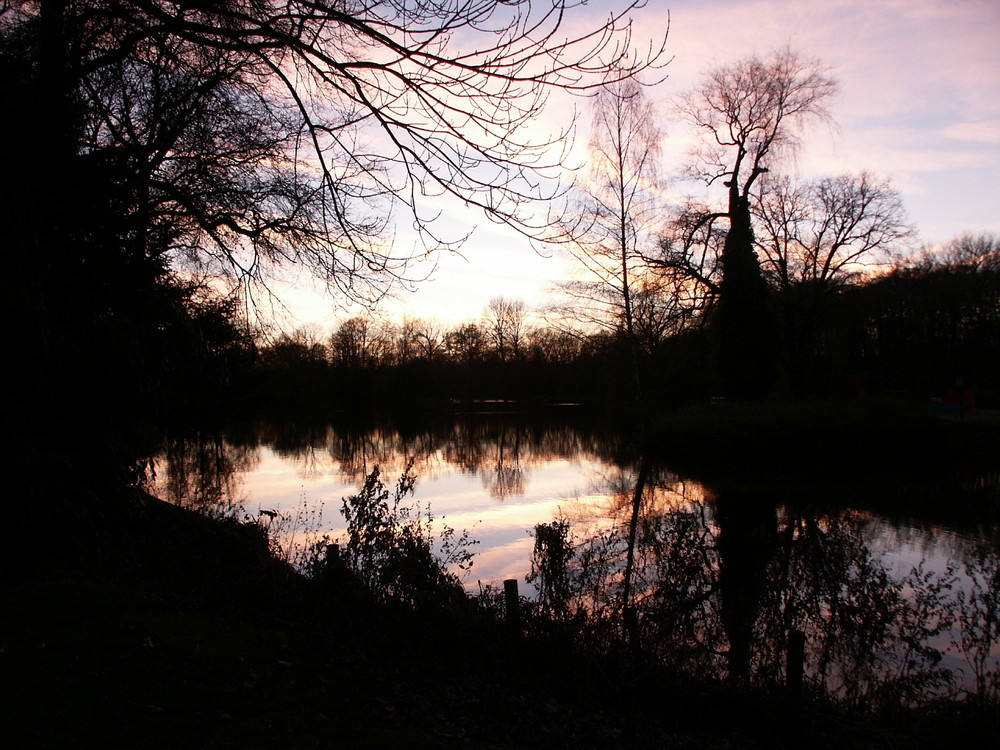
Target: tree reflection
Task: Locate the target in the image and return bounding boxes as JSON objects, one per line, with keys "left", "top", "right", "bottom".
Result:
{"left": 154, "top": 414, "right": 620, "bottom": 511}
{"left": 155, "top": 431, "right": 258, "bottom": 516}
{"left": 306, "top": 414, "right": 616, "bottom": 494}
{"left": 529, "top": 468, "right": 1000, "bottom": 708}
{"left": 151, "top": 417, "right": 997, "bottom": 708}
{"left": 481, "top": 422, "right": 526, "bottom": 499}
{"left": 953, "top": 542, "right": 1000, "bottom": 705}
{"left": 761, "top": 508, "right": 958, "bottom": 708}
{"left": 715, "top": 492, "right": 778, "bottom": 682}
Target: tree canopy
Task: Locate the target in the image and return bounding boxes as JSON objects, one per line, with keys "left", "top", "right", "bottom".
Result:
{"left": 1, "top": 0, "right": 667, "bottom": 481}
{"left": 3, "top": 0, "right": 666, "bottom": 306}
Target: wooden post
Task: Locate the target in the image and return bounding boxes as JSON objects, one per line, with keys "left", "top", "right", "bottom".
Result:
{"left": 623, "top": 605, "right": 639, "bottom": 649}
{"left": 786, "top": 629, "right": 806, "bottom": 697}
{"left": 503, "top": 578, "right": 521, "bottom": 630}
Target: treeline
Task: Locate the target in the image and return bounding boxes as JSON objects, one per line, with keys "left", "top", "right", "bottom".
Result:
{"left": 840, "top": 237, "right": 1000, "bottom": 403}
{"left": 250, "top": 313, "right": 614, "bottom": 409}
{"left": 245, "top": 232, "right": 1000, "bottom": 412}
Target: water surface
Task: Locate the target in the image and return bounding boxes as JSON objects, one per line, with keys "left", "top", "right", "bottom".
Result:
{"left": 153, "top": 411, "right": 999, "bottom": 703}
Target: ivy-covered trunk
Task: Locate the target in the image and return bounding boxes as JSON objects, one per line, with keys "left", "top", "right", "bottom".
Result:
{"left": 718, "top": 198, "right": 776, "bottom": 400}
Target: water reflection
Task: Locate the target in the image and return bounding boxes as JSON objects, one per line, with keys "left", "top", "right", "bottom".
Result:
{"left": 158, "top": 431, "right": 258, "bottom": 514}
{"left": 533, "top": 467, "right": 999, "bottom": 707}
{"left": 152, "top": 414, "right": 624, "bottom": 581}
{"left": 152, "top": 413, "right": 999, "bottom": 706}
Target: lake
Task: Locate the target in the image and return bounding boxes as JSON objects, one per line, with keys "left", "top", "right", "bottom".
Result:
{"left": 153, "top": 409, "right": 999, "bottom": 705}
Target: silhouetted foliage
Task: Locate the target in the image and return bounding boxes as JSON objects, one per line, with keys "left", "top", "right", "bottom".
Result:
{"left": 838, "top": 233, "right": 1000, "bottom": 401}
{"left": 1, "top": 0, "right": 664, "bottom": 487}
{"left": 243, "top": 226, "right": 1000, "bottom": 409}
{"left": 339, "top": 463, "right": 476, "bottom": 609}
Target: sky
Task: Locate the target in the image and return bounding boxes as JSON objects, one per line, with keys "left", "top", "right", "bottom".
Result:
{"left": 277, "top": 0, "right": 1000, "bottom": 334}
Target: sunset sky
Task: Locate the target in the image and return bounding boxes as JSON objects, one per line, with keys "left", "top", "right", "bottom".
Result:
{"left": 280, "top": 0, "right": 1000, "bottom": 333}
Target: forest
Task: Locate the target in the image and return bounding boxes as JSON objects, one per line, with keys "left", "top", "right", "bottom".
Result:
{"left": 251, "top": 232, "right": 1000, "bottom": 413}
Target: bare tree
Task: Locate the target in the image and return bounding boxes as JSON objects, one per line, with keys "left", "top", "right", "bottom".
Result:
{"left": 411, "top": 318, "right": 447, "bottom": 363}
{"left": 646, "top": 199, "right": 727, "bottom": 327}
{"left": 331, "top": 316, "right": 388, "bottom": 370}
{"left": 524, "top": 326, "right": 585, "bottom": 364}
{"left": 6, "top": 0, "right": 667, "bottom": 309}
{"left": 754, "top": 172, "right": 914, "bottom": 292}
{"left": 484, "top": 296, "right": 526, "bottom": 362}
{"left": 3, "top": 1, "right": 671, "bottom": 480}
{"left": 264, "top": 326, "right": 330, "bottom": 369}
{"left": 389, "top": 318, "right": 418, "bottom": 366}
{"left": 629, "top": 276, "right": 699, "bottom": 355}
{"left": 677, "top": 48, "right": 837, "bottom": 398}
{"left": 548, "top": 77, "right": 665, "bottom": 401}
{"left": 751, "top": 171, "right": 913, "bottom": 395}
{"left": 445, "top": 322, "right": 487, "bottom": 365}
{"left": 914, "top": 232, "right": 1000, "bottom": 273}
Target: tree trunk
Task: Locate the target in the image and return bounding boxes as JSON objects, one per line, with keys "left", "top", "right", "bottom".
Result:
{"left": 718, "top": 199, "right": 776, "bottom": 399}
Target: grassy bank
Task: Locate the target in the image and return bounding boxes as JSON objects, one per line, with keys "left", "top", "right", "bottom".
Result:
{"left": 2, "top": 488, "right": 752, "bottom": 749}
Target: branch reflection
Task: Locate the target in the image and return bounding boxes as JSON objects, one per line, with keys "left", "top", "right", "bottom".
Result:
{"left": 529, "top": 468, "right": 999, "bottom": 708}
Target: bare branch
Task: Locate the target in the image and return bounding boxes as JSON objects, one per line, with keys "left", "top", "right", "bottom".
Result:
{"left": 677, "top": 47, "right": 837, "bottom": 211}
{"left": 754, "top": 172, "right": 915, "bottom": 291}
{"left": 4, "top": 0, "right": 669, "bottom": 312}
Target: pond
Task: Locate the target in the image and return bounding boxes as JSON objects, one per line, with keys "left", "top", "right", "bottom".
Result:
{"left": 152, "top": 410, "right": 999, "bottom": 706}
{"left": 153, "top": 412, "right": 626, "bottom": 582}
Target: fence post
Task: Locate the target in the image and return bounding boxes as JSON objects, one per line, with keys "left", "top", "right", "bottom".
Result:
{"left": 503, "top": 578, "right": 521, "bottom": 631}
{"left": 326, "top": 543, "right": 340, "bottom": 564}
{"left": 623, "top": 605, "right": 639, "bottom": 650}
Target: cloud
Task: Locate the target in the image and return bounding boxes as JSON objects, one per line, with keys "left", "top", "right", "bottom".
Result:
{"left": 939, "top": 121, "right": 1000, "bottom": 144}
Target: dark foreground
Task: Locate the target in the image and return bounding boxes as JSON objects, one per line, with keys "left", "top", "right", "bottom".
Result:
{"left": 4, "top": 404, "right": 999, "bottom": 748}
{"left": 3, "top": 497, "right": 996, "bottom": 749}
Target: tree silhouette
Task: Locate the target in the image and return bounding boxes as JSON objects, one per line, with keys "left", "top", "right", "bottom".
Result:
{"left": 753, "top": 171, "right": 914, "bottom": 395}
{"left": 550, "top": 78, "right": 663, "bottom": 398}
{"left": 1, "top": 0, "right": 665, "bottom": 483}
{"left": 678, "top": 48, "right": 836, "bottom": 399}
{"left": 484, "top": 296, "right": 526, "bottom": 363}
{"left": 547, "top": 78, "right": 665, "bottom": 404}
{"left": 755, "top": 172, "right": 913, "bottom": 292}
{"left": 7, "top": 0, "right": 666, "bottom": 305}
{"left": 844, "top": 232, "right": 1000, "bottom": 399}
